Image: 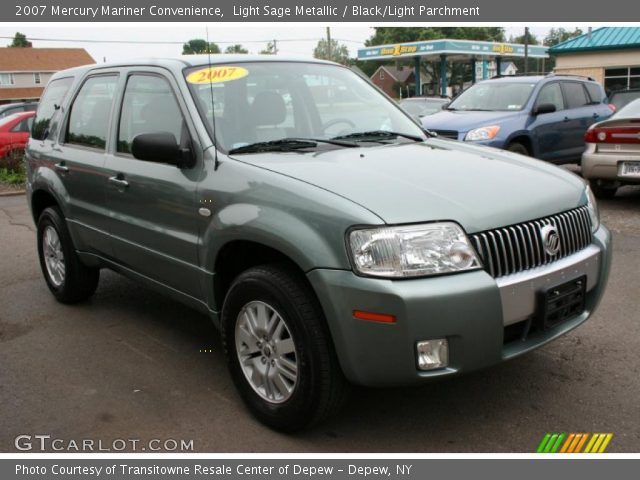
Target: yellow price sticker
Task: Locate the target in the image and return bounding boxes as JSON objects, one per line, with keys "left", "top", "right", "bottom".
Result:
{"left": 186, "top": 66, "right": 249, "bottom": 84}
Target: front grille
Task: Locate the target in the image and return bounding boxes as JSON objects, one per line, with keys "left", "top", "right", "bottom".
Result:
{"left": 469, "top": 206, "right": 592, "bottom": 278}
{"left": 431, "top": 129, "right": 459, "bottom": 140}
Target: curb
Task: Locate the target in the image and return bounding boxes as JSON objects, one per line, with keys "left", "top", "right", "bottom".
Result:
{"left": 0, "top": 189, "right": 26, "bottom": 197}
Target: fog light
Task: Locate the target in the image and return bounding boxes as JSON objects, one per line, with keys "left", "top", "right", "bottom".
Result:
{"left": 416, "top": 339, "right": 449, "bottom": 370}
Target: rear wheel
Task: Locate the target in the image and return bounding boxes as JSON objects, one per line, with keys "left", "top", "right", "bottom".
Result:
{"left": 507, "top": 142, "right": 529, "bottom": 156}
{"left": 590, "top": 180, "right": 618, "bottom": 199}
{"left": 37, "top": 207, "right": 99, "bottom": 303}
{"left": 221, "top": 264, "right": 348, "bottom": 431}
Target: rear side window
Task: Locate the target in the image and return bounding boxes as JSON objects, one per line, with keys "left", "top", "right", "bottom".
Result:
{"left": 0, "top": 107, "right": 22, "bottom": 119}
{"left": 117, "top": 74, "right": 184, "bottom": 154}
{"left": 535, "top": 83, "right": 564, "bottom": 111}
{"left": 32, "top": 77, "right": 73, "bottom": 140}
{"left": 67, "top": 75, "right": 118, "bottom": 150}
{"left": 562, "top": 82, "right": 590, "bottom": 109}
{"left": 585, "top": 83, "right": 604, "bottom": 104}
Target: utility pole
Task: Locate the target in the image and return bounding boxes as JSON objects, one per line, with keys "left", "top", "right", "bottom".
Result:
{"left": 524, "top": 27, "right": 529, "bottom": 75}
{"left": 326, "top": 27, "right": 331, "bottom": 61}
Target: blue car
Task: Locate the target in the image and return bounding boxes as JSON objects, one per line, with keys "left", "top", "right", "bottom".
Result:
{"left": 422, "top": 75, "right": 614, "bottom": 164}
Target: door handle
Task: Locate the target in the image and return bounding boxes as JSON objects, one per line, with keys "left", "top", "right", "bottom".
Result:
{"left": 593, "top": 113, "right": 600, "bottom": 119}
{"left": 108, "top": 175, "right": 129, "bottom": 189}
{"left": 54, "top": 162, "right": 69, "bottom": 173}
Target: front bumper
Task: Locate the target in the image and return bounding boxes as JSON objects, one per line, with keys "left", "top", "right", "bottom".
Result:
{"left": 308, "top": 226, "right": 611, "bottom": 386}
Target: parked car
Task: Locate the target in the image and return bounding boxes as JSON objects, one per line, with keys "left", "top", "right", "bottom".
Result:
{"left": 582, "top": 98, "right": 640, "bottom": 198}
{"left": 608, "top": 88, "right": 640, "bottom": 111}
{"left": 0, "top": 111, "right": 35, "bottom": 158}
{"left": 0, "top": 101, "right": 38, "bottom": 120}
{"left": 26, "top": 57, "right": 611, "bottom": 431}
{"left": 399, "top": 96, "right": 449, "bottom": 118}
{"left": 421, "top": 75, "right": 614, "bottom": 163}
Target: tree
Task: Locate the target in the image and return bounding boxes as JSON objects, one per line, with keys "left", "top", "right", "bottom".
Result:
{"left": 260, "top": 41, "right": 278, "bottom": 55}
{"left": 8, "top": 32, "right": 31, "bottom": 48}
{"left": 544, "top": 28, "right": 583, "bottom": 47}
{"left": 313, "top": 38, "right": 350, "bottom": 64}
{"left": 225, "top": 44, "right": 248, "bottom": 54}
{"left": 182, "top": 39, "right": 220, "bottom": 55}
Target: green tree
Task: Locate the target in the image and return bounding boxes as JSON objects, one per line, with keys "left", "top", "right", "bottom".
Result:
{"left": 182, "top": 39, "right": 220, "bottom": 55}
{"left": 509, "top": 30, "right": 541, "bottom": 74}
{"left": 544, "top": 28, "right": 583, "bottom": 47}
{"left": 259, "top": 41, "right": 278, "bottom": 55}
{"left": 8, "top": 32, "right": 31, "bottom": 48}
{"left": 225, "top": 44, "right": 248, "bottom": 54}
{"left": 313, "top": 38, "right": 350, "bottom": 64}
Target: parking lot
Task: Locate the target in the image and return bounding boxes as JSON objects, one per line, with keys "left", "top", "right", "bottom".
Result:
{"left": 1, "top": 179, "right": 639, "bottom": 453}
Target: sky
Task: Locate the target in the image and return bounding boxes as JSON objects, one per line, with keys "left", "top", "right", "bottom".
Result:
{"left": 0, "top": 25, "right": 578, "bottom": 63}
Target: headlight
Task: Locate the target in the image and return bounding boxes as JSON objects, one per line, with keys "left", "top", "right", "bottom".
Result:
{"left": 348, "top": 222, "right": 482, "bottom": 278}
{"left": 465, "top": 125, "right": 501, "bottom": 141}
{"left": 585, "top": 185, "right": 600, "bottom": 232}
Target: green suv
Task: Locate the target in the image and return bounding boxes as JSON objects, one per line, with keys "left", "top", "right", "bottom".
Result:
{"left": 26, "top": 56, "right": 611, "bottom": 431}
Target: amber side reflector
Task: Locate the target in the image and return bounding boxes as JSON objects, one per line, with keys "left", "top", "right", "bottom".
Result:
{"left": 352, "top": 310, "right": 396, "bottom": 323}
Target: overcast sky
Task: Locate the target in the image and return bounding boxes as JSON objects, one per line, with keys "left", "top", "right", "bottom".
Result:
{"left": 0, "top": 25, "right": 578, "bottom": 62}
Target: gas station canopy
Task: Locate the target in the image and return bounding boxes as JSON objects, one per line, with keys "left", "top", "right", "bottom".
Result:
{"left": 358, "top": 38, "right": 549, "bottom": 96}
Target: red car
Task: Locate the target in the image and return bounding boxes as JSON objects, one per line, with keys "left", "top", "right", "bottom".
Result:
{"left": 0, "top": 111, "right": 35, "bottom": 158}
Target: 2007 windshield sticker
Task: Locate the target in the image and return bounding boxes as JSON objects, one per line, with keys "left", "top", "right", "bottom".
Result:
{"left": 186, "top": 66, "right": 248, "bottom": 84}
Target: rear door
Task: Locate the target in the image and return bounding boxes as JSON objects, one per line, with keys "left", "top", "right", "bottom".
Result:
{"left": 560, "top": 81, "right": 598, "bottom": 161}
{"left": 51, "top": 72, "right": 120, "bottom": 255}
{"left": 103, "top": 69, "right": 203, "bottom": 299}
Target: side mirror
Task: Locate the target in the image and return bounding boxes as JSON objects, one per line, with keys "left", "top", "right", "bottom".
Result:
{"left": 131, "top": 132, "right": 195, "bottom": 168}
{"left": 533, "top": 103, "right": 557, "bottom": 115}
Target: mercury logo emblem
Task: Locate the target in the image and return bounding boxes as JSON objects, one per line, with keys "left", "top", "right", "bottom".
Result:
{"left": 541, "top": 224, "right": 561, "bottom": 256}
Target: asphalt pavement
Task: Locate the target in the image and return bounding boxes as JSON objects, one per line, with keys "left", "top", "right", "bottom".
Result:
{"left": 1, "top": 182, "right": 639, "bottom": 453}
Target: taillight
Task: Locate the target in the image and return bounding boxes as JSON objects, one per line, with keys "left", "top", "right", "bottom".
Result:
{"left": 585, "top": 126, "right": 640, "bottom": 143}
{"left": 608, "top": 103, "right": 617, "bottom": 113}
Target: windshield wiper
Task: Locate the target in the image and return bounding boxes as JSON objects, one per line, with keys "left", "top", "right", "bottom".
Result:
{"left": 228, "top": 137, "right": 356, "bottom": 155}
{"left": 331, "top": 130, "right": 424, "bottom": 143}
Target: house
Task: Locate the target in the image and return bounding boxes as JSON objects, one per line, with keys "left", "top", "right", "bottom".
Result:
{"left": 487, "top": 61, "right": 518, "bottom": 78}
{"left": 370, "top": 65, "right": 416, "bottom": 98}
{"left": 549, "top": 27, "right": 640, "bottom": 93}
{"left": 0, "top": 47, "right": 95, "bottom": 104}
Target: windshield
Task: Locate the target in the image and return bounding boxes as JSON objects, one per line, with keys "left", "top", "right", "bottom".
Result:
{"left": 614, "top": 98, "right": 640, "bottom": 118}
{"left": 448, "top": 82, "right": 536, "bottom": 111}
{"left": 184, "top": 62, "right": 425, "bottom": 152}
{"left": 610, "top": 90, "right": 640, "bottom": 110}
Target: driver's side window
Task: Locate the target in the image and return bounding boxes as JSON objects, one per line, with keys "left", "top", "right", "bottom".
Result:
{"left": 535, "top": 83, "right": 564, "bottom": 112}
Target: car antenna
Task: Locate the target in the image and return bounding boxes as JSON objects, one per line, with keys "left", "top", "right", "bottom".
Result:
{"left": 205, "top": 26, "right": 220, "bottom": 170}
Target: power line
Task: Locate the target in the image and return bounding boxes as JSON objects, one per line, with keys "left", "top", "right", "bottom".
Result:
{"left": 0, "top": 35, "right": 365, "bottom": 46}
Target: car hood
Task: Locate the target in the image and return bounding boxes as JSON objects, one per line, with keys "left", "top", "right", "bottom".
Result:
{"left": 230, "top": 140, "right": 586, "bottom": 233}
{"left": 421, "top": 110, "right": 524, "bottom": 132}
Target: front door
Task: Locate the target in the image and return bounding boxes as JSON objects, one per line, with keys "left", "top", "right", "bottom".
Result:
{"left": 104, "top": 70, "right": 203, "bottom": 299}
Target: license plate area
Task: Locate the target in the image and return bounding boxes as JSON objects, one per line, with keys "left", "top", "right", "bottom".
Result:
{"left": 619, "top": 161, "right": 640, "bottom": 177}
{"left": 539, "top": 276, "right": 586, "bottom": 330}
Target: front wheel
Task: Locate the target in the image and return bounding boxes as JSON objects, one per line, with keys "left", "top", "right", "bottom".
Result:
{"left": 221, "top": 264, "right": 348, "bottom": 431}
{"left": 37, "top": 207, "right": 99, "bottom": 303}
{"left": 507, "top": 142, "right": 529, "bottom": 156}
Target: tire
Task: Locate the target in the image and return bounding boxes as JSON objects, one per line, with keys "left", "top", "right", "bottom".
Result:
{"left": 37, "top": 207, "right": 99, "bottom": 304}
{"left": 221, "top": 264, "right": 349, "bottom": 432}
{"left": 589, "top": 180, "right": 618, "bottom": 199}
{"left": 507, "top": 142, "right": 529, "bottom": 156}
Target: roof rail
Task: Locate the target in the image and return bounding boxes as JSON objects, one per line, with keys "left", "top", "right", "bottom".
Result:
{"left": 488, "top": 73, "right": 547, "bottom": 79}
{"left": 546, "top": 73, "right": 596, "bottom": 82}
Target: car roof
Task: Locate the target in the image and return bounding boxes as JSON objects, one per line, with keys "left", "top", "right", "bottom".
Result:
{"left": 50, "top": 55, "right": 338, "bottom": 80}
{"left": 0, "top": 110, "right": 34, "bottom": 125}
